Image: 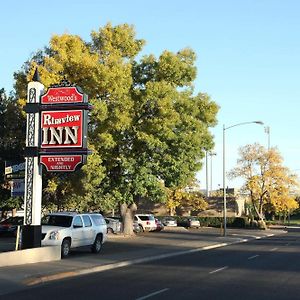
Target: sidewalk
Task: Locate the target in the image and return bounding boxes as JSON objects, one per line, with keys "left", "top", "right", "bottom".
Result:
{"left": 0, "top": 227, "right": 286, "bottom": 296}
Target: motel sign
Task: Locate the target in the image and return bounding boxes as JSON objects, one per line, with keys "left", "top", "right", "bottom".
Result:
{"left": 41, "top": 110, "right": 83, "bottom": 148}
{"left": 22, "top": 74, "right": 91, "bottom": 249}
{"left": 39, "top": 82, "right": 90, "bottom": 172}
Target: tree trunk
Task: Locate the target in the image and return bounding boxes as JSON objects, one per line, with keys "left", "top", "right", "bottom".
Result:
{"left": 252, "top": 198, "right": 267, "bottom": 230}
{"left": 283, "top": 213, "right": 287, "bottom": 223}
{"left": 120, "top": 203, "right": 137, "bottom": 236}
{"left": 170, "top": 207, "right": 175, "bottom": 216}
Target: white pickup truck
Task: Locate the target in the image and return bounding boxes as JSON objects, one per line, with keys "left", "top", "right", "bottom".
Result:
{"left": 41, "top": 212, "right": 107, "bottom": 257}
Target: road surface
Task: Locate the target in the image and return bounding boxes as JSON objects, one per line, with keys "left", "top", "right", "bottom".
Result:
{"left": 4, "top": 228, "right": 300, "bottom": 299}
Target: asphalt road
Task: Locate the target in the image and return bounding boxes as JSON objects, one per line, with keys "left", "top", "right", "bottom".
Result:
{"left": 3, "top": 228, "right": 300, "bottom": 300}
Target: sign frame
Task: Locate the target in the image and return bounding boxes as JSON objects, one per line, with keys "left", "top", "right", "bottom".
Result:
{"left": 38, "top": 80, "right": 91, "bottom": 173}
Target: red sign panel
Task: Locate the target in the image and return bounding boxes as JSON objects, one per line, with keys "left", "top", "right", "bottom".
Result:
{"left": 41, "top": 110, "right": 83, "bottom": 148}
{"left": 41, "top": 87, "right": 84, "bottom": 104}
{"left": 40, "top": 155, "right": 82, "bottom": 172}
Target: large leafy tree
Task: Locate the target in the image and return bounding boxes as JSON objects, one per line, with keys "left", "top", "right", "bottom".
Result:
{"left": 229, "top": 143, "right": 299, "bottom": 228}
{"left": 14, "top": 23, "right": 218, "bottom": 234}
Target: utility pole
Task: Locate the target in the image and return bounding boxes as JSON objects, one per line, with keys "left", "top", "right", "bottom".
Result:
{"left": 206, "top": 151, "right": 209, "bottom": 197}
{"left": 265, "top": 126, "right": 270, "bottom": 150}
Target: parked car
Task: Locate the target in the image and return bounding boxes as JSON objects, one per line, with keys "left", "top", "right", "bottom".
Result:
{"left": 41, "top": 212, "right": 107, "bottom": 258}
{"left": 134, "top": 214, "right": 157, "bottom": 232}
{"left": 178, "top": 217, "right": 201, "bottom": 228}
{"left": 105, "top": 217, "right": 122, "bottom": 234}
{"left": 133, "top": 221, "right": 142, "bottom": 234}
{"left": 0, "top": 216, "right": 23, "bottom": 236}
{"left": 106, "top": 216, "right": 142, "bottom": 234}
{"left": 162, "top": 216, "right": 177, "bottom": 227}
{"left": 154, "top": 218, "right": 164, "bottom": 232}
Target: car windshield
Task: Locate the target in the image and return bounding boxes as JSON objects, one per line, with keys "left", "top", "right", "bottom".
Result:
{"left": 139, "top": 215, "right": 155, "bottom": 221}
{"left": 42, "top": 215, "right": 73, "bottom": 227}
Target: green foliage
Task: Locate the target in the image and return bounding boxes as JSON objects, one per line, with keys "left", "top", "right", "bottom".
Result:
{"left": 0, "top": 196, "right": 23, "bottom": 210}
{"left": 12, "top": 23, "right": 219, "bottom": 212}
{"left": 0, "top": 88, "right": 25, "bottom": 162}
{"left": 0, "top": 88, "right": 26, "bottom": 207}
{"left": 161, "top": 216, "right": 248, "bottom": 228}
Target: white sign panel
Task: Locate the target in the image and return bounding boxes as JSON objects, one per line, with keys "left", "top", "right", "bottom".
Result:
{"left": 11, "top": 179, "right": 25, "bottom": 197}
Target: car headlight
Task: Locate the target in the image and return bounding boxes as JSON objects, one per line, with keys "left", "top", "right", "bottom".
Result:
{"left": 49, "top": 231, "right": 59, "bottom": 240}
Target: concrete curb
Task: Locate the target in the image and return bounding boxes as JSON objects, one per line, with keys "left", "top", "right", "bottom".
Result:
{"left": 0, "top": 246, "right": 61, "bottom": 267}
{"left": 24, "top": 232, "right": 281, "bottom": 286}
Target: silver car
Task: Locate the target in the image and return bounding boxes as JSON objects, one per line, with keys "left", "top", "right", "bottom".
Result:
{"left": 162, "top": 217, "right": 177, "bottom": 227}
{"left": 106, "top": 217, "right": 142, "bottom": 234}
{"left": 105, "top": 217, "right": 122, "bottom": 234}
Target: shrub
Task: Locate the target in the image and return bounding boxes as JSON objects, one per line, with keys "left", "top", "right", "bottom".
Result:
{"left": 159, "top": 216, "right": 248, "bottom": 228}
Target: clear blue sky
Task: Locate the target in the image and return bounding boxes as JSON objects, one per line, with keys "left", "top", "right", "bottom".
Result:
{"left": 2, "top": 0, "right": 300, "bottom": 190}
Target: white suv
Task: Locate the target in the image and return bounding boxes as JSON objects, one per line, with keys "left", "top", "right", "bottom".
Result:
{"left": 134, "top": 214, "right": 156, "bottom": 232}
{"left": 41, "top": 212, "right": 107, "bottom": 258}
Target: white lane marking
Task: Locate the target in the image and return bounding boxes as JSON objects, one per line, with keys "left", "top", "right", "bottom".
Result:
{"left": 209, "top": 266, "right": 228, "bottom": 274}
{"left": 136, "top": 288, "right": 169, "bottom": 300}
{"left": 231, "top": 234, "right": 259, "bottom": 239}
{"left": 248, "top": 254, "right": 259, "bottom": 260}
{"left": 203, "top": 243, "right": 228, "bottom": 250}
{"left": 270, "top": 247, "right": 278, "bottom": 252}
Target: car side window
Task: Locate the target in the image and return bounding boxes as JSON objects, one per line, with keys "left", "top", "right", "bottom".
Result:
{"left": 90, "top": 214, "right": 106, "bottom": 226}
{"left": 82, "top": 215, "right": 92, "bottom": 227}
{"left": 73, "top": 216, "right": 83, "bottom": 228}
{"left": 99, "top": 215, "right": 106, "bottom": 225}
{"left": 134, "top": 216, "right": 138, "bottom": 221}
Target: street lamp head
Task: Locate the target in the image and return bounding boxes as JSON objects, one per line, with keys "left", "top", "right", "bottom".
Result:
{"left": 224, "top": 121, "right": 264, "bottom": 131}
{"left": 254, "top": 121, "right": 264, "bottom": 125}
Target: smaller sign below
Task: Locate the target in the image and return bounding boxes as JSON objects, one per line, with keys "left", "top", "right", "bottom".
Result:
{"left": 10, "top": 179, "right": 25, "bottom": 197}
{"left": 40, "top": 155, "right": 83, "bottom": 172}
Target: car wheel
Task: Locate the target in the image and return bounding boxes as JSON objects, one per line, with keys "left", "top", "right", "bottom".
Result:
{"left": 91, "top": 234, "right": 103, "bottom": 253}
{"left": 139, "top": 225, "right": 144, "bottom": 232}
{"left": 61, "top": 238, "right": 71, "bottom": 258}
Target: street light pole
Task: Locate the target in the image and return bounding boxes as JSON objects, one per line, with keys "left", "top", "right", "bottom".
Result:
{"left": 265, "top": 126, "right": 270, "bottom": 150}
{"left": 209, "top": 152, "right": 216, "bottom": 195}
{"left": 223, "top": 124, "right": 226, "bottom": 236}
{"left": 222, "top": 121, "right": 264, "bottom": 237}
{"left": 206, "top": 151, "right": 209, "bottom": 197}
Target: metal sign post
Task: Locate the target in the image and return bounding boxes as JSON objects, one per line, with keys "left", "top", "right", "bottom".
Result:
{"left": 22, "top": 72, "right": 44, "bottom": 249}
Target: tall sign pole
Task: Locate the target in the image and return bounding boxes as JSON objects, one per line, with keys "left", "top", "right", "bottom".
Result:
{"left": 23, "top": 70, "right": 44, "bottom": 248}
